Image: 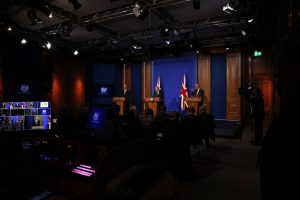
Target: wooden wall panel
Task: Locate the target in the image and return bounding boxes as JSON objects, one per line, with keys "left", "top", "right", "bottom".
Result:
{"left": 198, "top": 54, "right": 211, "bottom": 112}
{"left": 251, "top": 54, "right": 273, "bottom": 127}
{"left": 123, "top": 63, "right": 131, "bottom": 90}
{"left": 142, "top": 60, "right": 152, "bottom": 111}
{"left": 43, "top": 55, "right": 85, "bottom": 117}
{"left": 226, "top": 52, "right": 241, "bottom": 120}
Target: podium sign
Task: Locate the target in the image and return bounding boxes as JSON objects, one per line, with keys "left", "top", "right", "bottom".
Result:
{"left": 112, "top": 96, "right": 128, "bottom": 116}
{"left": 144, "top": 97, "right": 163, "bottom": 116}
{"left": 185, "top": 97, "right": 202, "bottom": 115}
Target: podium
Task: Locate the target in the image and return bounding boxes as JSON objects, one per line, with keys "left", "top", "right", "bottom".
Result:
{"left": 185, "top": 97, "right": 202, "bottom": 115}
{"left": 112, "top": 97, "right": 129, "bottom": 116}
{"left": 144, "top": 97, "right": 163, "bottom": 116}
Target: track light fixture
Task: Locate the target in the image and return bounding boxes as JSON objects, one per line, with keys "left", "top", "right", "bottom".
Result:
{"left": 132, "top": 2, "right": 148, "bottom": 20}
{"left": 69, "top": 0, "right": 81, "bottom": 10}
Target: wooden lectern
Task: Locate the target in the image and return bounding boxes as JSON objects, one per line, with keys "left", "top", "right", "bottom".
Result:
{"left": 144, "top": 97, "right": 163, "bottom": 116}
{"left": 112, "top": 97, "right": 129, "bottom": 116}
{"left": 185, "top": 97, "right": 202, "bottom": 115}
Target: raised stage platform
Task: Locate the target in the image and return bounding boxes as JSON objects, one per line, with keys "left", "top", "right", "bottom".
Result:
{"left": 214, "top": 120, "right": 242, "bottom": 137}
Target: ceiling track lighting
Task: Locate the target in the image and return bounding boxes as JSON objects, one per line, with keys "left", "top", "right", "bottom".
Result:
{"left": 132, "top": 2, "right": 148, "bottom": 20}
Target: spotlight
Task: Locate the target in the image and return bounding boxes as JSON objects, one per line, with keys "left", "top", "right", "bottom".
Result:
{"left": 43, "top": 41, "right": 52, "bottom": 49}
{"left": 21, "top": 39, "right": 28, "bottom": 45}
{"left": 132, "top": 2, "right": 148, "bottom": 20}
{"left": 165, "top": 40, "right": 170, "bottom": 45}
{"left": 248, "top": 18, "right": 254, "bottom": 23}
{"left": 7, "top": 26, "right": 12, "bottom": 31}
{"left": 69, "top": 0, "right": 81, "bottom": 10}
{"left": 241, "top": 30, "right": 246, "bottom": 36}
{"left": 73, "top": 50, "right": 79, "bottom": 56}
{"left": 223, "top": 3, "right": 236, "bottom": 14}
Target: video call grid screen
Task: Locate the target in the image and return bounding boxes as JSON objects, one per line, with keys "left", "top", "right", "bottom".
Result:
{"left": 0, "top": 101, "right": 51, "bottom": 131}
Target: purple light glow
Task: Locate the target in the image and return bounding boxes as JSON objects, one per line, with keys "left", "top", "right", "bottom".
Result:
{"left": 77, "top": 166, "right": 96, "bottom": 173}
{"left": 71, "top": 169, "right": 93, "bottom": 177}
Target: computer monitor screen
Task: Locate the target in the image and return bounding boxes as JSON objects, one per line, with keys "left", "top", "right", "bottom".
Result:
{"left": 0, "top": 101, "right": 51, "bottom": 131}
{"left": 87, "top": 105, "right": 117, "bottom": 142}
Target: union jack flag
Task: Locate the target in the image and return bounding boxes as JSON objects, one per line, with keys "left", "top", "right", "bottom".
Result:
{"left": 156, "top": 73, "right": 161, "bottom": 91}
{"left": 180, "top": 73, "right": 188, "bottom": 111}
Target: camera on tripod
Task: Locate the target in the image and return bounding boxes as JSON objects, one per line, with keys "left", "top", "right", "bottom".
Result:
{"left": 238, "top": 81, "right": 255, "bottom": 98}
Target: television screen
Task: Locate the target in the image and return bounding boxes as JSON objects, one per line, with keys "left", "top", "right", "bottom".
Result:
{"left": 0, "top": 101, "right": 51, "bottom": 131}
{"left": 93, "top": 84, "right": 115, "bottom": 97}
{"left": 87, "top": 105, "right": 117, "bottom": 142}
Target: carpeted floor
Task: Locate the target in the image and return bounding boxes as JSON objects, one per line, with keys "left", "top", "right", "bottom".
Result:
{"left": 173, "top": 127, "right": 262, "bottom": 200}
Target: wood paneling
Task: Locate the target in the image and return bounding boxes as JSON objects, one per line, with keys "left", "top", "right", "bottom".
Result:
{"left": 226, "top": 51, "right": 241, "bottom": 120}
{"left": 43, "top": 55, "right": 85, "bottom": 117}
{"left": 198, "top": 54, "right": 211, "bottom": 112}
{"left": 251, "top": 54, "right": 273, "bottom": 127}
{"left": 142, "top": 60, "right": 152, "bottom": 111}
{"left": 123, "top": 63, "right": 131, "bottom": 89}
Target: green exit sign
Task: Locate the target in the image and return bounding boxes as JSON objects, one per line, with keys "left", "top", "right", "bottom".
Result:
{"left": 254, "top": 50, "right": 262, "bottom": 57}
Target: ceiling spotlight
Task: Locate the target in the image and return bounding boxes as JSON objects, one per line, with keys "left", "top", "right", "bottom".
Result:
{"left": 7, "top": 26, "right": 12, "bottom": 31}
{"left": 73, "top": 50, "right": 79, "bottom": 56}
{"left": 69, "top": 0, "right": 81, "bottom": 10}
{"left": 248, "top": 18, "right": 254, "bottom": 23}
{"left": 43, "top": 41, "right": 52, "bottom": 49}
{"left": 21, "top": 39, "right": 28, "bottom": 45}
{"left": 49, "top": 13, "right": 53, "bottom": 18}
{"left": 132, "top": 2, "right": 148, "bottom": 20}
{"left": 226, "top": 47, "right": 230, "bottom": 51}
{"left": 223, "top": 3, "right": 236, "bottom": 14}
{"left": 241, "top": 30, "right": 246, "bottom": 36}
{"left": 165, "top": 40, "right": 170, "bottom": 45}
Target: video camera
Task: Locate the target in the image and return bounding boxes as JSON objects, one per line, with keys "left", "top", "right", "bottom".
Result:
{"left": 238, "top": 81, "right": 255, "bottom": 98}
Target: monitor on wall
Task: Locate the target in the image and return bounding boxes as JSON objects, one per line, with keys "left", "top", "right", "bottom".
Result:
{"left": 0, "top": 101, "right": 51, "bottom": 131}
{"left": 93, "top": 84, "right": 115, "bottom": 97}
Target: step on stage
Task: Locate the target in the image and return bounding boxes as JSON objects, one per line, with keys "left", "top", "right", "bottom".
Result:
{"left": 214, "top": 120, "right": 241, "bottom": 137}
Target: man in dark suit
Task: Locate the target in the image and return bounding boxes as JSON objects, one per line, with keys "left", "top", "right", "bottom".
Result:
{"left": 153, "top": 85, "right": 164, "bottom": 98}
{"left": 191, "top": 83, "right": 204, "bottom": 98}
{"left": 122, "top": 84, "right": 131, "bottom": 111}
{"left": 191, "top": 83, "right": 205, "bottom": 106}
{"left": 123, "top": 84, "right": 130, "bottom": 98}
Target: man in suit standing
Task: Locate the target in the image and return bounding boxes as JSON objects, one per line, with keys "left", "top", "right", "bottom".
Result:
{"left": 123, "top": 84, "right": 131, "bottom": 112}
{"left": 123, "top": 84, "right": 130, "bottom": 98}
{"left": 153, "top": 85, "right": 164, "bottom": 98}
{"left": 191, "top": 83, "right": 205, "bottom": 106}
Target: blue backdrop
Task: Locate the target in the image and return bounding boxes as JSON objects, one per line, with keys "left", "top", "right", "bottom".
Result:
{"left": 92, "top": 64, "right": 122, "bottom": 105}
{"left": 210, "top": 53, "right": 227, "bottom": 119}
{"left": 152, "top": 56, "right": 197, "bottom": 113}
{"left": 131, "top": 63, "right": 142, "bottom": 113}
